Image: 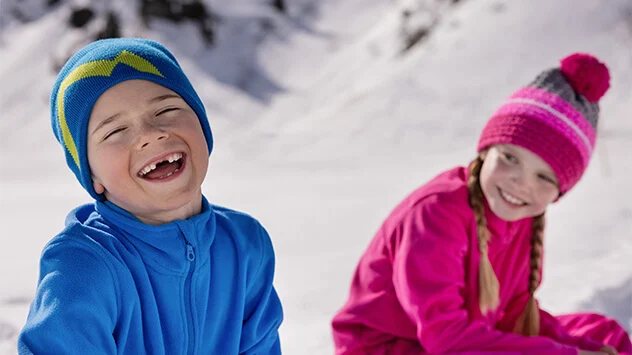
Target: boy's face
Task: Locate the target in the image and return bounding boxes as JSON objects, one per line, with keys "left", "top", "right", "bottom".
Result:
{"left": 479, "top": 144, "right": 560, "bottom": 222}
{"left": 87, "top": 80, "right": 209, "bottom": 225}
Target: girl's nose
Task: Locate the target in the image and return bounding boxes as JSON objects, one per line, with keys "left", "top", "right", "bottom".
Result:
{"left": 509, "top": 171, "right": 528, "bottom": 188}
{"left": 509, "top": 171, "right": 534, "bottom": 195}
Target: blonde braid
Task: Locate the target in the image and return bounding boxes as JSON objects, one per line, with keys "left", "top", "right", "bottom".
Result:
{"left": 514, "top": 214, "right": 545, "bottom": 336}
{"left": 467, "top": 156, "right": 500, "bottom": 314}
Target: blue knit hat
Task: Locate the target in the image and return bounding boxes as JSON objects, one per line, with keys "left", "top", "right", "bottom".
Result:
{"left": 50, "top": 37, "right": 213, "bottom": 200}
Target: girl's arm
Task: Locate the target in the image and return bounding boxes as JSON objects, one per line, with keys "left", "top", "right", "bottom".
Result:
{"left": 239, "top": 223, "right": 284, "bottom": 355}
{"left": 498, "top": 292, "right": 604, "bottom": 351}
{"left": 541, "top": 310, "right": 605, "bottom": 351}
{"left": 390, "top": 193, "right": 578, "bottom": 355}
{"left": 18, "top": 238, "right": 118, "bottom": 354}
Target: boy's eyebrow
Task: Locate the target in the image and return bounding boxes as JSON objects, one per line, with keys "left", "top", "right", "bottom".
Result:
{"left": 91, "top": 113, "right": 121, "bottom": 135}
{"left": 149, "top": 94, "right": 181, "bottom": 103}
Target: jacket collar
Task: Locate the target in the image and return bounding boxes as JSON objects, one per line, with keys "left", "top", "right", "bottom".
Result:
{"left": 93, "top": 195, "right": 216, "bottom": 273}
{"left": 482, "top": 197, "right": 530, "bottom": 245}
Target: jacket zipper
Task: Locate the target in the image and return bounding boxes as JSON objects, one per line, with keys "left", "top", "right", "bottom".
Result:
{"left": 184, "top": 240, "right": 196, "bottom": 355}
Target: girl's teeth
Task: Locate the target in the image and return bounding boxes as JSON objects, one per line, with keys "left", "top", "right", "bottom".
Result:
{"left": 501, "top": 190, "right": 524, "bottom": 205}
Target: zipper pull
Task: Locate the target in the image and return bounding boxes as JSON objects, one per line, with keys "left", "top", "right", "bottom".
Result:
{"left": 186, "top": 244, "right": 195, "bottom": 261}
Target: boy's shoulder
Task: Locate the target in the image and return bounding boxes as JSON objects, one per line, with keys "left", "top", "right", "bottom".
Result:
{"left": 55, "top": 202, "right": 117, "bottom": 241}
{"left": 212, "top": 204, "right": 264, "bottom": 230}
{"left": 43, "top": 203, "right": 121, "bottom": 263}
{"left": 49, "top": 202, "right": 102, "bottom": 239}
{"left": 210, "top": 204, "right": 273, "bottom": 249}
{"left": 37, "top": 203, "right": 121, "bottom": 288}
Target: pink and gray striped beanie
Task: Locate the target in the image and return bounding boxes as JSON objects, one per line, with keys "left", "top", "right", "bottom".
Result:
{"left": 477, "top": 53, "right": 611, "bottom": 196}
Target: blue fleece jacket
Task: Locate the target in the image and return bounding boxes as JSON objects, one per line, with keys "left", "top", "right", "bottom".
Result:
{"left": 18, "top": 196, "right": 283, "bottom": 354}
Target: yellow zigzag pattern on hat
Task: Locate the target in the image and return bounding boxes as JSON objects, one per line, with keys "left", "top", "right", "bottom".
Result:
{"left": 57, "top": 50, "right": 164, "bottom": 170}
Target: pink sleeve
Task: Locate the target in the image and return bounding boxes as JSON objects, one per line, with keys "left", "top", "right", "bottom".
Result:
{"left": 540, "top": 310, "right": 604, "bottom": 351}
{"left": 390, "top": 194, "right": 578, "bottom": 355}
{"left": 497, "top": 270, "right": 604, "bottom": 351}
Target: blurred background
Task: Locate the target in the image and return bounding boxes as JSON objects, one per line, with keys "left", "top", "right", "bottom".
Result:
{"left": 1, "top": 0, "right": 631, "bottom": 353}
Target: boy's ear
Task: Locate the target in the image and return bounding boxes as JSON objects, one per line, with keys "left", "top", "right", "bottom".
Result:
{"left": 92, "top": 178, "right": 106, "bottom": 195}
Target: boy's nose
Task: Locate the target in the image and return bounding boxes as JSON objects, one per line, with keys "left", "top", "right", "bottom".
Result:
{"left": 137, "top": 124, "right": 169, "bottom": 149}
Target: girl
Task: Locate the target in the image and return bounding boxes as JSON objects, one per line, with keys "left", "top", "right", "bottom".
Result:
{"left": 331, "top": 53, "right": 631, "bottom": 355}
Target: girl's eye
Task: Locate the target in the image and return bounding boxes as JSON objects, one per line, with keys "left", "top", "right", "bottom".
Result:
{"left": 503, "top": 152, "right": 518, "bottom": 163}
{"left": 104, "top": 127, "right": 126, "bottom": 140}
{"left": 538, "top": 174, "right": 557, "bottom": 185}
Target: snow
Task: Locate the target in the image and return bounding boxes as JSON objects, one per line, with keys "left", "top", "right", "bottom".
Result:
{"left": 1, "top": 0, "right": 631, "bottom": 354}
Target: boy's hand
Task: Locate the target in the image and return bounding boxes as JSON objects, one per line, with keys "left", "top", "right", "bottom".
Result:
{"left": 599, "top": 345, "right": 618, "bottom": 355}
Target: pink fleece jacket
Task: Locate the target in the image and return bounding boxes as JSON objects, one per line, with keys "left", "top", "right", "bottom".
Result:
{"left": 332, "top": 167, "right": 606, "bottom": 355}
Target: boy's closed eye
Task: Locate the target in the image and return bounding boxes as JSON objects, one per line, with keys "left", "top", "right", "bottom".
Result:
{"left": 100, "top": 107, "right": 180, "bottom": 141}
{"left": 103, "top": 126, "right": 127, "bottom": 141}
{"left": 156, "top": 107, "right": 180, "bottom": 116}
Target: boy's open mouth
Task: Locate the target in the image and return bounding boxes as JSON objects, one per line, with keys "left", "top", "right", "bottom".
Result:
{"left": 138, "top": 152, "right": 185, "bottom": 180}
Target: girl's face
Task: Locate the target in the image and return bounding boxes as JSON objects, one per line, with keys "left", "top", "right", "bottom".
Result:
{"left": 479, "top": 144, "right": 560, "bottom": 222}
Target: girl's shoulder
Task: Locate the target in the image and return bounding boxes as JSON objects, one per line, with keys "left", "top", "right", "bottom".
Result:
{"left": 382, "top": 166, "right": 473, "bottom": 231}
{"left": 398, "top": 166, "right": 471, "bottom": 213}
{"left": 416, "top": 166, "right": 470, "bottom": 200}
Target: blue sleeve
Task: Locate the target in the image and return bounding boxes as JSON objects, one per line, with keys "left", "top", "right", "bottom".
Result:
{"left": 239, "top": 224, "right": 284, "bottom": 355}
{"left": 18, "top": 238, "right": 119, "bottom": 354}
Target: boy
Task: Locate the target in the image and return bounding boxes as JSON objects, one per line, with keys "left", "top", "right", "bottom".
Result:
{"left": 18, "top": 38, "right": 283, "bottom": 354}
